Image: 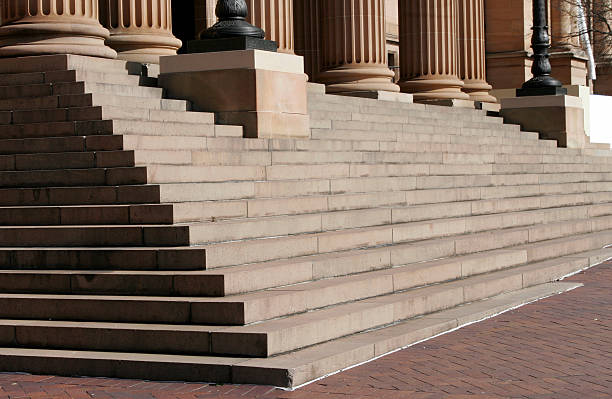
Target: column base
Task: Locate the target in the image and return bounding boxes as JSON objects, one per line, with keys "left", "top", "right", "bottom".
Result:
{"left": 399, "top": 77, "right": 470, "bottom": 101}
{"left": 0, "top": 22, "right": 116, "bottom": 59}
{"left": 318, "top": 66, "right": 399, "bottom": 93}
{"left": 500, "top": 95, "right": 587, "bottom": 148}
{"left": 463, "top": 80, "right": 497, "bottom": 103}
{"left": 159, "top": 50, "right": 310, "bottom": 139}
{"left": 109, "top": 33, "right": 182, "bottom": 64}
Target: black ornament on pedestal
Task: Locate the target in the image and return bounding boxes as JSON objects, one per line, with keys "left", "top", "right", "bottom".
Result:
{"left": 518, "top": 0, "right": 567, "bottom": 96}
{"left": 200, "top": 0, "right": 265, "bottom": 39}
{"left": 188, "top": 0, "right": 277, "bottom": 53}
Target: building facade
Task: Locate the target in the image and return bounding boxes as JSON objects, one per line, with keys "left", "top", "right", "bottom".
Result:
{"left": 0, "top": 0, "right": 610, "bottom": 98}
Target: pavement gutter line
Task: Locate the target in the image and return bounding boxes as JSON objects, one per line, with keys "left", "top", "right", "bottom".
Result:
{"left": 282, "top": 282, "right": 583, "bottom": 392}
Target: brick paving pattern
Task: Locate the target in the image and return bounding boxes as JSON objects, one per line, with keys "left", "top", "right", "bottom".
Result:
{"left": 1, "top": 262, "right": 611, "bottom": 399}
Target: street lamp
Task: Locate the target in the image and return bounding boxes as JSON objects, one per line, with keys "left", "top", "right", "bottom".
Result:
{"left": 518, "top": 0, "right": 567, "bottom": 96}
{"left": 200, "top": 0, "right": 265, "bottom": 39}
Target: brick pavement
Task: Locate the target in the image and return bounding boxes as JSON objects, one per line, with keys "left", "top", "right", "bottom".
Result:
{"left": 1, "top": 262, "right": 611, "bottom": 399}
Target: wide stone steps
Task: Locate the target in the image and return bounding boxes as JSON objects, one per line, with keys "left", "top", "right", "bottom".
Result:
{"left": 197, "top": 215, "right": 612, "bottom": 269}
{"left": 0, "top": 280, "right": 587, "bottom": 386}
{"left": 0, "top": 134, "right": 578, "bottom": 159}
{"left": 0, "top": 254, "right": 595, "bottom": 358}
{"left": 2, "top": 188, "right": 608, "bottom": 227}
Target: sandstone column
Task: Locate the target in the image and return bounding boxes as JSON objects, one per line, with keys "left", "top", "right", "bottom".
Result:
{"left": 317, "top": 0, "right": 399, "bottom": 93}
{"left": 247, "top": 0, "right": 294, "bottom": 53}
{"left": 0, "top": 0, "right": 116, "bottom": 58}
{"left": 549, "top": 0, "right": 588, "bottom": 85}
{"left": 458, "top": 0, "right": 495, "bottom": 102}
{"left": 398, "top": 0, "right": 469, "bottom": 101}
{"left": 293, "top": 0, "right": 320, "bottom": 80}
{"left": 99, "top": 0, "right": 182, "bottom": 63}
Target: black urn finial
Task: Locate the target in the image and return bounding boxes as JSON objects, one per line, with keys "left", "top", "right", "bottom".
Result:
{"left": 200, "top": 0, "right": 265, "bottom": 39}
{"left": 520, "top": 0, "right": 564, "bottom": 93}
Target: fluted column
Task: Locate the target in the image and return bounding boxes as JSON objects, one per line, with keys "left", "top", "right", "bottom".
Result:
{"left": 0, "top": 0, "right": 116, "bottom": 58}
{"left": 318, "top": 0, "right": 399, "bottom": 93}
{"left": 458, "top": 0, "right": 495, "bottom": 102}
{"left": 247, "top": 0, "right": 294, "bottom": 53}
{"left": 550, "top": 0, "right": 579, "bottom": 51}
{"left": 99, "top": 0, "right": 182, "bottom": 64}
{"left": 399, "top": 0, "right": 469, "bottom": 101}
{"left": 294, "top": 0, "right": 320, "bottom": 80}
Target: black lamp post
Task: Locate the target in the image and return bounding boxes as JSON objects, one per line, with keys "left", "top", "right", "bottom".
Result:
{"left": 200, "top": 0, "right": 265, "bottom": 39}
{"left": 189, "top": 0, "right": 277, "bottom": 53}
{"left": 518, "top": 0, "right": 567, "bottom": 96}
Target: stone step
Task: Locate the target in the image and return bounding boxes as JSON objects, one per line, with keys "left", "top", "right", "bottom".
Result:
{"left": 311, "top": 111, "right": 519, "bottom": 133}
{"left": 60, "top": 93, "right": 190, "bottom": 111}
{"left": 169, "top": 190, "right": 612, "bottom": 224}
{"left": 0, "top": 54, "right": 129, "bottom": 75}
{"left": 0, "top": 120, "right": 112, "bottom": 140}
{"left": 53, "top": 81, "right": 164, "bottom": 99}
{"left": 0, "top": 280, "right": 583, "bottom": 387}
{"left": 0, "top": 184, "right": 160, "bottom": 206}
{"left": 0, "top": 247, "right": 207, "bottom": 271}
{"left": 0, "top": 256, "right": 591, "bottom": 351}
{"left": 0, "top": 225, "right": 190, "bottom": 247}
{"left": 200, "top": 214, "right": 612, "bottom": 268}
{"left": 310, "top": 128, "right": 555, "bottom": 147}
{"left": 0, "top": 119, "right": 222, "bottom": 140}
{"left": 0, "top": 69, "right": 145, "bottom": 88}
{"left": 6, "top": 106, "right": 215, "bottom": 126}
{"left": 156, "top": 177, "right": 612, "bottom": 203}
{"left": 0, "top": 204, "right": 174, "bottom": 226}
{"left": 0, "top": 151, "right": 135, "bottom": 171}
{"left": 0, "top": 167, "right": 146, "bottom": 188}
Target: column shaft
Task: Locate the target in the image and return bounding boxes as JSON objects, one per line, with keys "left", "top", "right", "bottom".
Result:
{"left": 458, "top": 0, "right": 495, "bottom": 102}
{"left": 594, "top": 0, "right": 612, "bottom": 95}
{"left": 99, "top": 0, "right": 182, "bottom": 63}
{"left": 399, "top": 0, "right": 469, "bottom": 100}
{"left": 247, "top": 0, "right": 294, "bottom": 53}
{"left": 318, "top": 0, "right": 398, "bottom": 93}
{"left": 294, "top": 0, "right": 320, "bottom": 80}
{"left": 0, "top": 0, "right": 116, "bottom": 58}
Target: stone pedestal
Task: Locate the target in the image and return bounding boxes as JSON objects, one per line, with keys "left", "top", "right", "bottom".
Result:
{"left": 500, "top": 95, "right": 587, "bottom": 148}
{"left": 458, "top": 0, "right": 496, "bottom": 102}
{"left": 398, "top": 0, "right": 469, "bottom": 101}
{"left": 318, "top": 0, "right": 399, "bottom": 93}
{"left": 246, "top": 0, "right": 294, "bottom": 54}
{"left": 99, "top": 0, "right": 182, "bottom": 64}
{"left": 0, "top": 0, "right": 116, "bottom": 58}
{"left": 159, "top": 50, "right": 309, "bottom": 139}
{"left": 549, "top": 51, "right": 588, "bottom": 86}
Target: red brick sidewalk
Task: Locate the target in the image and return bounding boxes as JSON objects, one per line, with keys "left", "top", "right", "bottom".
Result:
{"left": 1, "top": 262, "right": 611, "bottom": 399}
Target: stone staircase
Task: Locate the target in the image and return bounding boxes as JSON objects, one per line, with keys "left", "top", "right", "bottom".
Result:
{"left": 0, "top": 54, "right": 610, "bottom": 388}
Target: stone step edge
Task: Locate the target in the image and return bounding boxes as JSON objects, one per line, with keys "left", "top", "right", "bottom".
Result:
{"left": 0, "top": 281, "right": 584, "bottom": 388}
